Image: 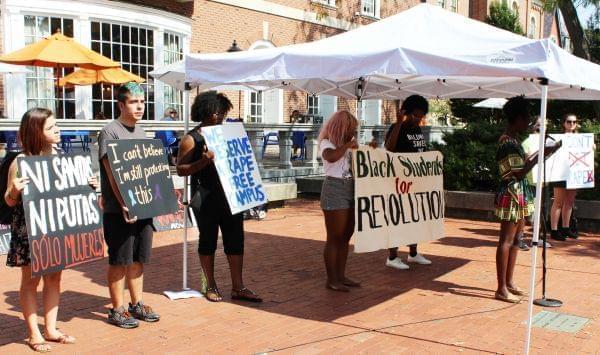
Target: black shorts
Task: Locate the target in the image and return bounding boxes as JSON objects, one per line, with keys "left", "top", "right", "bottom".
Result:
{"left": 192, "top": 194, "right": 244, "bottom": 256}
{"left": 103, "top": 213, "right": 155, "bottom": 265}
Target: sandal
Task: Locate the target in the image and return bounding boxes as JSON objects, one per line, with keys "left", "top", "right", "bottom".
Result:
{"left": 205, "top": 287, "right": 223, "bottom": 302}
{"left": 231, "top": 287, "right": 263, "bottom": 303}
{"left": 495, "top": 292, "right": 521, "bottom": 304}
{"left": 508, "top": 286, "right": 527, "bottom": 296}
{"left": 326, "top": 283, "right": 350, "bottom": 292}
{"left": 342, "top": 277, "right": 361, "bottom": 288}
{"left": 45, "top": 334, "right": 76, "bottom": 344}
{"left": 28, "top": 341, "right": 51, "bottom": 353}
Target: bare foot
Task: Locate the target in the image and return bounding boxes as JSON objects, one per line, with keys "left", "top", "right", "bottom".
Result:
{"left": 44, "top": 330, "right": 76, "bottom": 344}
{"left": 342, "top": 277, "right": 361, "bottom": 287}
{"left": 495, "top": 290, "right": 521, "bottom": 303}
{"left": 326, "top": 282, "right": 350, "bottom": 292}
{"left": 28, "top": 333, "right": 51, "bottom": 353}
{"left": 507, "top": 285, "right": 527, "bottom": 296}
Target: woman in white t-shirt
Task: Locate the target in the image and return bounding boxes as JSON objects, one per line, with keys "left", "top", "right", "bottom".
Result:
{"left": 318, "top": 110, "right": 360, "bottom": 292}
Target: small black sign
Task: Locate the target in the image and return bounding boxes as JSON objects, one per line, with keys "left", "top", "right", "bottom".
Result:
{"left": 153, "top": 189, "right": 195, "bottom": 232}
{"left": 18, "top": 153, "right": 104, "bottom": 276}
{"left": 105, "top": 139, "right": 178, "bottom": 220}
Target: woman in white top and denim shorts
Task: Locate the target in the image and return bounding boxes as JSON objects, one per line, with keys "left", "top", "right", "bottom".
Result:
{"left": 319, "top": 110, "right": 360, "bottom": 292}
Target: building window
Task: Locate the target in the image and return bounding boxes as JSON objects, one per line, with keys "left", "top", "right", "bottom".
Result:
{"left": 163, "top": 32, "right": 183, "bottom": 119}
{"left": 249, "top": 91, "right": 263, "bottom": 122}
{"left": 307, "top": 94, "right": 319, "bottom": 115}
{"left": 528, "top": 17, "right": 536, "bottom": 38}
{"left": 312, "top": 0, "right": 336, "bottom": 7}
{"left": 361, "top": 0, "right": 376, "bottom": 17}
{"left": 91, "top": 21, "right": 155, "bottom": 120}
{"left": 437, "top": 0, "right": 446, "bottom": 8}
{"left": 449, "top": 0, "right": 457, "bottom": 12}
{"left": 24, "top": 15, "right": 75, "bottom": 119}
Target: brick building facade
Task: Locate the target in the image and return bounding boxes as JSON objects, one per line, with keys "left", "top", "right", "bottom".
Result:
{"left": 0, "top": 0, "right": 558, "bottom": 123}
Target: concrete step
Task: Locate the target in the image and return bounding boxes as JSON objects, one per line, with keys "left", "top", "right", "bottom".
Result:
{"left": 297, "top": 176, "right": 325, "bottom": 194}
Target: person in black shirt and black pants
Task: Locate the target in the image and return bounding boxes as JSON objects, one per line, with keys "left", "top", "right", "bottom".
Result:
{"left": 384, "top": 95, "right": 433, "bottom": 270}
{"left": 177, "top": 91, "right": 261, "bottom": 303}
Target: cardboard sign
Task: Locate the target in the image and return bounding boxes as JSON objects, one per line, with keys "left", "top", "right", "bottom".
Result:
{"left": 353, "top": 147, "right": 445, "bottom": 253}
{"left": 526, "top": 133, "right": 595, "bottom": 188}
{"left": 105, "top": 139, "right": 178, "bottom": 220}
{"left": 153, "top": 188, "right": 195, "bottom": 232}
{"left": 202, "top": 123, "right": 267, "bottom": 214}
{"left": 0, "top": 224, "right": 10, "bottom": 256}
{"left": 18, "top": 154, "right": 103, "bottom": 276}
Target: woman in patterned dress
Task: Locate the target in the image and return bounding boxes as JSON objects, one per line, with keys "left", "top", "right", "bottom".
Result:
{"left": 494, "top": 97, "right": 559, "bottom": 303}
{"left": 5, "top": 108, "right": 97, "bottom": 352}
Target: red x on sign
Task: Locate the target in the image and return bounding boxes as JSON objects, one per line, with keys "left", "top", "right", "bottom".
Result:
{"left": 569, "top": 152, "right": 591, "bottom": 168}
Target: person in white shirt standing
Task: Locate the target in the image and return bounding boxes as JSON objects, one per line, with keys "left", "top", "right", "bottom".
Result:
{"left": 319, "top": 110, "right": 360, "bottom": 292}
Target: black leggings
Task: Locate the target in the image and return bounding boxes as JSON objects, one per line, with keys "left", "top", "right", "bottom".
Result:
{"left": 193, "top": 194, "right": 244, "bottom": 255}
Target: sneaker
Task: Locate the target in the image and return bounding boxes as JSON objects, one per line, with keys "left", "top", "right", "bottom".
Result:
{"left": 386, "top": 257, "right": 410, "bottom": 270}
{"left": 550, "top": 230, "right": 566, "bottom": 241}
{"left": 108, "top": 306, "right": 139, "bottom": 329}
{"left": 560, "top": 227, "right": 578, "bottom": 239}
{"left": 257, "top": 210, "right": 267, "bottom": 220}
{"left": 407, "top": 254, "right": 432, "bottom": 265}
{"left": 128, "top": 301, "right": 160, "bottom": 322}
{"left": 518, "top": 237, "right": 530, "bottom": 251}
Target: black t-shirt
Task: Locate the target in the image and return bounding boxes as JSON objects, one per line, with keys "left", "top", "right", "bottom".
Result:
{"left": 386, "top": 123, "right": 427, "bottom": 153}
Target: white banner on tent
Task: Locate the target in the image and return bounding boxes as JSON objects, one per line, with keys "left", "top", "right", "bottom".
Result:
{"left": 202, "top": 123, "right": 267, "bottom": 214}
{"left": 352, "top": 147, "right": 445, "bottom": 253}
{"left": 526, "top": 133, "right": 595, "bottom": 188}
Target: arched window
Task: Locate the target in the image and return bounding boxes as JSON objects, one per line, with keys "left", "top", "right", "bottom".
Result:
{"left": 512, "top": 1, "right": 519, "bottom": 14}
{"left": 528, "top": 17, "right": 536, "bottom": 38}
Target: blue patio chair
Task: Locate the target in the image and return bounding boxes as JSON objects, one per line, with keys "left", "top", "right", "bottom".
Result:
{"left": 1, "top": 131, "right": 18, "bottom": 151}
{"left": 262, "top": 132, "right": 279, "bottom": 159}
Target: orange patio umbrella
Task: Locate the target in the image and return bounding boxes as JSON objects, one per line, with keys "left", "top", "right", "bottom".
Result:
{"left": 0, "top": 32, "right": 119, "bottom": 69}
{"left": 59, "top": 67, "right": 144, "bottom": 87}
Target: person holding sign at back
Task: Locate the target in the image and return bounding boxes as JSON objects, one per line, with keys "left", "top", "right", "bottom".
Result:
{"left": 319, "top": 110, "right": 361, "bottom": 292}
{"left": 177, "top": 91, "right": 262, "bottom": 303}
{"left": 384, "top": 95, "right": 433, "bottom": 270}
{"left": 549, "top": 114, "right": 580, "bottom": 241}
{"left": 98, "top": 82, "right": 160, "bottom": 329}
{"left": 493, "top": 97, "right": 560, "bottom": 303}
{"left": 5, "top": 108, "right": 96, "bottom": 352}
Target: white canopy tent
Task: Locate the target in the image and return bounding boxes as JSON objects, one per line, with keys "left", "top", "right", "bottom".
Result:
{"left": 473, "top": 98, "right": 508, "bottom": 109}
{"left": 159, "top": 4, "right": 600, "bottom": 352}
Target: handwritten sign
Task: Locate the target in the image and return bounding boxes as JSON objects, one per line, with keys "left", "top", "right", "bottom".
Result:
{"left": 0, "top": 224, "right": 10, "bottom": 256}
{"left": 202, "top": 123, "right": 267, "bottom": 214}
{"left": 18, "top": 154, "right": 103, "bottom": 276}
{"left": 526, "top": 133, "right": 595, "bottom": 188}
{"left": 353, "top": 147, "right": 445, "bottom": 253}
{"left": 105, "top": 139, "right": 178, "bottom": 220}
{"left": 153, "top": 189, "right": 195, "bottom": 232}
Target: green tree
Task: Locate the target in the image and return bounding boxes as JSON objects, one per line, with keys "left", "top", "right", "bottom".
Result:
{"left": 485, "top": 1, "right": 524, "bottom": 35}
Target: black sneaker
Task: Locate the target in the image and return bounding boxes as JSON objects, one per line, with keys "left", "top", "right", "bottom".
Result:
{"left": 560, "top": 227, "right": 578, "bottom": 239}
{"left": 128, "top": 301, "right": 160, "bottom": 322}
{"left": 108, "top": 306, "right": 139, "bottom": 329}
{"left": 550, "top": 230, "right": 566, "bottom": 241}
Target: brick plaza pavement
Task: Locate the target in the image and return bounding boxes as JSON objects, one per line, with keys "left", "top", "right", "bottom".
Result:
{"left": 0, "top": 199, "right": 598, "bottom": 354}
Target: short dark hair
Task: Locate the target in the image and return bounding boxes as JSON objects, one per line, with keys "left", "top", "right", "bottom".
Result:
{"left": 503, "top": 96, "right": 530, "bottom": 123}
{"left": 401, "top": 95, "right": 429, "bottom": 115}
{"left": 216, "top": 93, "right": 233, "bottom": 114}
{"left": 191, "top": 91, "right": 220, "bottom": 123}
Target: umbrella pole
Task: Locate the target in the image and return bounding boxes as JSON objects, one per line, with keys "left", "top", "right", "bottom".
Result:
{"left": 524, "top": 82, "right": 549, "bottom": 354}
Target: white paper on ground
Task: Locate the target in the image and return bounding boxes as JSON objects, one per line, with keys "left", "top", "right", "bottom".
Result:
{"left": 163, "top": 290, "right": 204, "bottom": 300}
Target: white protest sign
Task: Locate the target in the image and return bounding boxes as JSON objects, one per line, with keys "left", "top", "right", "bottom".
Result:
{"left": 526, "top": 133, "right": 595, "bottom": 188}
{"left": 202, "top": 123, "right": 267, "bottom": 214}
{"left": 353, "top": 147, "right": 445, "bottom": 253}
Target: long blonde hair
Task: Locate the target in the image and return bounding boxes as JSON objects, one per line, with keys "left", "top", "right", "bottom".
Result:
{"left": 318, "top": 110, "right": 359, "bottom": 148}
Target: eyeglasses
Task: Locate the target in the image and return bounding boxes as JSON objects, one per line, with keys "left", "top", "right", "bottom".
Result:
{"left": 170, "top": 111, "right": 177, "bottom": 115}
{"left": 566, "top": 120, "right": 577, "bottom": 124}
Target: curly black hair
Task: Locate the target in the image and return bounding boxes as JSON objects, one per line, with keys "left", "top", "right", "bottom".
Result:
{"left": 401, "top": 95, "right": 429, "bottom": 115}
{"left": 190, "top": 91, "right": 220, "bottom": 123}
{"left": 503, "top": 96, "right": 530, "bottom": 124}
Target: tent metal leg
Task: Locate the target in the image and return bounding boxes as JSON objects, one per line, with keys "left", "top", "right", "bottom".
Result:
{"left": 524, "top": 83, "right": 549, "bottom": 354}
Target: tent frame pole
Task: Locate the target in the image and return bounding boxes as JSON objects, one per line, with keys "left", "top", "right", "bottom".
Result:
{"left": 182, "top": 86, "right": 191, "bottom": 290}
{"left": 524, "top": 79, "right": 549, "bottom": 354}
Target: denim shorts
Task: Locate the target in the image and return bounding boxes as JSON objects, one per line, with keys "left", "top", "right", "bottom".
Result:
{"left": 320, "top": 177, "right": 354, "bottom": 211}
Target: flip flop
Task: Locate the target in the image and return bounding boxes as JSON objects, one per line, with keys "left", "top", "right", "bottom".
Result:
{"left": 231, "top": 287, "right": 263, "bottom": 302}
{"left": 508, "top": 286, "right": 528, "bottom": 297}
{"left": 342, "top": 278, "right": 361, "bottom": 288}
{"left": 326, "top": 283, "right": 350, "bottom": 292}
{"left": 45, "top": 334, "right": 76, "bottom": 344}
{"left": 205, "top": 287, "right": 223, "bottom": 303}
{"left": 28, "top": 342, "right": 51, "bottom": 353}
{"left": 495, "top": 292, "right": 521, "bottom": 304}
